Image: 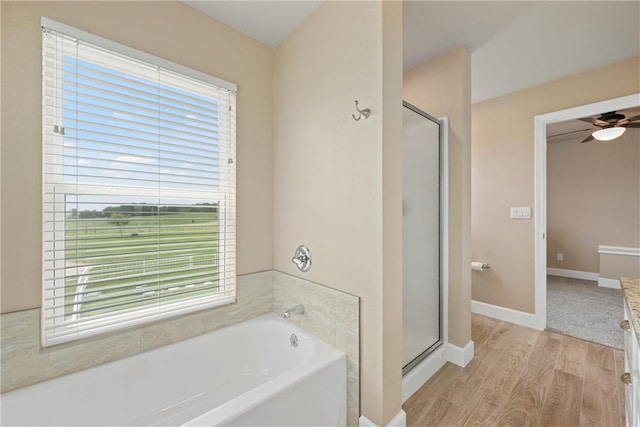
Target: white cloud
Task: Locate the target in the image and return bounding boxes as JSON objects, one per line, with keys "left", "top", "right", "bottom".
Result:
{"left": 160, "top": 168, "right": 187, "bottom": 176}
{"left": 115, "top": 155, "right": 155, "bottom": 164}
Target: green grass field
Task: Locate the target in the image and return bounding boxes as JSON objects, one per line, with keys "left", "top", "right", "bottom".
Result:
{"left": 63, "top": 212, "right": 221, "bottom": 318}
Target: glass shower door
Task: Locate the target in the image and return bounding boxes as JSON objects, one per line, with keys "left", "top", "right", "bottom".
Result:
{"left": 402, "top": 102, "right": 442, "bottom": 372}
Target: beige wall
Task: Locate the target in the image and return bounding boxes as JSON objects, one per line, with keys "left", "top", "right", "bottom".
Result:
{"left": 381, "top": 1, "right": 404, "bottom": 423}
{"left": 472, "top": 56, "right": 640, "bottom": 313}
{"left": 403, "top": 47, "right": 473, "bottom": 349}
{"left": 273, "top": 2, "right": 403, "bottom": 424}
{"left": 600, "top": 253, "right": 640, "bottom": 280}
{"left": 547, "top": 133, "right": 640, "bottom": 273}
{"left": 0, "top": 1, "right": 274, "bottom": 313}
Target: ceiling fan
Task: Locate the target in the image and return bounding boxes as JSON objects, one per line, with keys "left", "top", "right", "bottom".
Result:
{"left": 579, "top": 111, "right": 640, "bottom": 143}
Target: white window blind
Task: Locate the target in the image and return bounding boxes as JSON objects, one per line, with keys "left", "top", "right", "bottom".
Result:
{"left": 41, "top": 18, "right": 237, "bottom": 346}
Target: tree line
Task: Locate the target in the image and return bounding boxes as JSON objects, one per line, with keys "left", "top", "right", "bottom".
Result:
{"left": 70, "top": 203, "right": 218, "bottom": 219}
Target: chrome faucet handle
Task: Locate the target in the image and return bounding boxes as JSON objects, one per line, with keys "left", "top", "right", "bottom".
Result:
{"left": 291, "top": 245, "right": 312, "bottom": 272}
{"left": 292, "top": 254, "right": 307, "bottom": 268}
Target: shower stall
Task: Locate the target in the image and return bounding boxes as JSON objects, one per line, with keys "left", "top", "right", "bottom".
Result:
{"left": 402, "top": 101, "right": 445, "bottom": 375}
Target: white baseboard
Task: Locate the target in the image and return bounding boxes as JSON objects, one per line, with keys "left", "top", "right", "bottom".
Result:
{"left": 359, "top": 415, "right": 377, "bottom": 427}
{"left": 472, "top": 300, "right": 540, "bottom": 330}
{"left": 402, "top": 346, "right": 447, "bottom": 402}
{"left": 445, "top": 340, "right": 474, "bottom": 367}
{"left": 360, "top": 409, "right": 406, "bottom": 427}
{"left": 547, "top": 268, "right": 598, "bottom": 281}
{"left": 387, "top": 410, "right": 406, "bottom": 427}
{"left": 598, "top": 277, "right": 621, "bottom": 289}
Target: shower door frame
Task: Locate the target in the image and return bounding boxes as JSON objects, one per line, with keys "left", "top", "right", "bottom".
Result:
{"left": 401, "top": 101, "right": 448, "bottom": 376}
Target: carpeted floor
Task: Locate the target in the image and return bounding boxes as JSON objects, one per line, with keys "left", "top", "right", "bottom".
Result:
{"left": 546, "top": 275, "right": 624, "bottom": 349}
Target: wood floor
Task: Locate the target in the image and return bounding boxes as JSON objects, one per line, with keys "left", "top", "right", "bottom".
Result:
{"left": 403, "top": 313, "right": 626, "bottom": 427}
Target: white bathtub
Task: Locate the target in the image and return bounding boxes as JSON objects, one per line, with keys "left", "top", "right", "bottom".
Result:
{"left": 1, "top": 313, "right": 347, "bottom": 426}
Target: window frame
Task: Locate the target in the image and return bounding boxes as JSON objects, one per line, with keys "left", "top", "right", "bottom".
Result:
{"left": 41, "top": 17, "right": 237, "bottom": 346}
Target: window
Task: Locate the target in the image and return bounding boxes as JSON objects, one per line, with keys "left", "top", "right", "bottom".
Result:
{"left": 41, "top": 18, "right": 236, "bottom": 346}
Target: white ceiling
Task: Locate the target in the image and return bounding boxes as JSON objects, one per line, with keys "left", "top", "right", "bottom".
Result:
{"left": 184, "top": 1, "right": 322, "bottom": 48}
{"left": 404, "top": 1, "right": 640, "bottom": 103}
{"left": 184, "top": 1, "right": 640, "bottom": 103}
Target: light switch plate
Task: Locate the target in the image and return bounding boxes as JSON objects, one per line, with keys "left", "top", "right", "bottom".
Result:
{"left": 510, "top": 207, "right": 531, "bottom": 219}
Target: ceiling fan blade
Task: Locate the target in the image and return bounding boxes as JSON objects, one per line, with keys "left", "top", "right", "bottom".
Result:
{"left": 617, "top": 114, "right": 640, "bottom": 126}
{"left": 578, "top": 117, "right": 609, "bottom": 127}
{"left": 548, "top": 128, "right": 592, "bottom": 138}
{"left": 547, "top": 128, "right": 591, "bottom": 144}
{"left": 624, "top": 123, "right": 640, "bottom": 128}
{"left": 580, "top": 134, "right": 594, "bottom": 143}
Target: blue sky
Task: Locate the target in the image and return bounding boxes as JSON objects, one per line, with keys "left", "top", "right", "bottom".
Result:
{"left": 62, "top": 56, "right": 222, "bottom": 212}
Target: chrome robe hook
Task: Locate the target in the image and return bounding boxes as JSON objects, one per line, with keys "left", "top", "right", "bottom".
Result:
{"left": 352, "top": 100, "right": 370, "bottom": 121}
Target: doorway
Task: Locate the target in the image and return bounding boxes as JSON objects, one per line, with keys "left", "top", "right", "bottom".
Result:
{"left": 533, "top": 93, "right": 640, "bottom": 330}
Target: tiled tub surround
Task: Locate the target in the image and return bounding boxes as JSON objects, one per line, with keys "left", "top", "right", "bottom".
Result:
{"left": 621, "top": 277, "right": 640, "bottom": 343}
{"left": 1, "top": 271, "right": 274, "bottom": 393}
{"left": 2, "top": 313, "right": 347, "bottom": 426}
{"left": 273, "top": 271, "right": 360, "bottom": 427}
{"left": 1, "top": 269, "right": 361, "bottom": 426}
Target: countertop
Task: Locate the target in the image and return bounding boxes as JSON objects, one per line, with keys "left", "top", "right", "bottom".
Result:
{"left": 621, "top": 277, "right": 640, "bottom": 344}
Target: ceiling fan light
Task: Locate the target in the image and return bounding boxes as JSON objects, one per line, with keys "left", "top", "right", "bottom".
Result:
{"left": 592, "top": 127, "right": 626, "bottom": 141}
